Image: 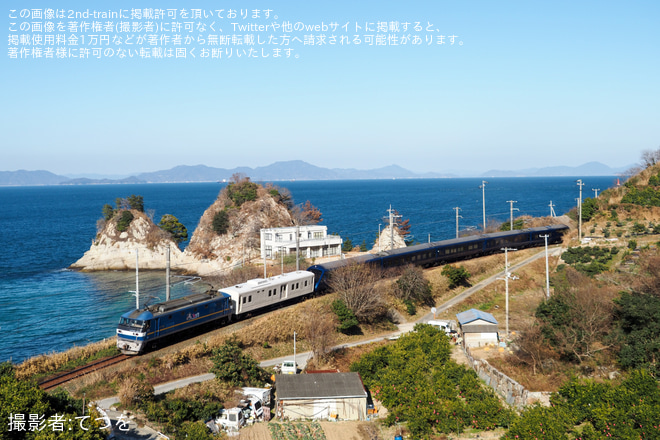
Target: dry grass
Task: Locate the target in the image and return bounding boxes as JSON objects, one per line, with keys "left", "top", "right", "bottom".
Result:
{"left": 487, "top": 355, "right": 572, "bottom": 392}
{"left": 15, "top": 337, "right": 117, "bottom": 381}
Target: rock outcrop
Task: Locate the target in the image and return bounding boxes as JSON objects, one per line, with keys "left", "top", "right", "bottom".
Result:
{"left": 183, "top": 184, "right": 295, "bottom": 274}
{"left": 71, "top": 182, "right": 298, "bottom": 276}
{"left": 370, "top": 226, "right": 408, "bottom": 253}
{"left": 71, "top": 210, "right": 187, "bottom": 271}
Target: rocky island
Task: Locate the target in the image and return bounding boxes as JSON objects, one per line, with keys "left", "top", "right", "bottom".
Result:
{"left": 71, "top": 176, "right": 307, "bottom": 276}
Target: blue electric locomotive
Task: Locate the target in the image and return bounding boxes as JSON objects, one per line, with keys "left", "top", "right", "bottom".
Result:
{"left": 307, "top": 224, "right": 569, "bottom": 291}
{"left": 117, "top": 271, "right": 315, "bottom": 355}
{"left": 117, "top": 290, "right": 232, "bottom": 354}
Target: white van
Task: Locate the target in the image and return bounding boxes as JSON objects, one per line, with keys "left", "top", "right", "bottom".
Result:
{"left": 281, "top": 360, "right": 297, "bottom": 374}
{"left": 427, "top": 320, "right": 453, "bottom": 335}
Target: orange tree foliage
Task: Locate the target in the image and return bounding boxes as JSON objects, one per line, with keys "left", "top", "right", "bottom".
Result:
{"left": 351, "top": 325, "right": 515, "bottom": 438}
{"left": 502, "top": 370, "right": 660, "bottom": 439}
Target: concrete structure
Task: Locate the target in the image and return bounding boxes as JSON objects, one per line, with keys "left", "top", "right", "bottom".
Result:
{"left": 275, "top": 372, "right": 368, "bottom": 421}
{"left": 260, "top": 226, "right": 342, "bottom": 260}
{"left": 456, "top": 309, "right": 499, "bottom": 347}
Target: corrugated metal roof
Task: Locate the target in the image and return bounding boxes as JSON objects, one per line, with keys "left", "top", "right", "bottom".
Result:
{"left": 276, "top": 372, "right": 367, "bottom": 400}
{"left": 456, "top": 309, "right": 498, "bottom": 325}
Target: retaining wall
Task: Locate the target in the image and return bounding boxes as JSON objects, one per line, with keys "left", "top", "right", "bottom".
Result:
{"left": 463, "top": 346, "right": 551, "bottom": 408}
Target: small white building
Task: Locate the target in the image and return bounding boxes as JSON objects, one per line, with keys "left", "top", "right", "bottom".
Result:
{"left": 456, "top": 309, "right": 499, "bottom": 348}
{"left": 260, "top": 226, "right": 342, "bottom": 260}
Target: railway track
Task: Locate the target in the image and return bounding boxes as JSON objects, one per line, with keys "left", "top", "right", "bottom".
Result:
{"left": 38, "top": 354, "right": 131, "bottom": 391}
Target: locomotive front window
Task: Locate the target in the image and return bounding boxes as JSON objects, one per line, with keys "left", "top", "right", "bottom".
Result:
{"left": 120, "top": 318, "right": 146, "bottom": 329}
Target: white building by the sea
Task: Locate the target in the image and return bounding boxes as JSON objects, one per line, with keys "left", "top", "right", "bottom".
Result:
{"left": 260, "top": 225, "right": 342, "bottom": 260}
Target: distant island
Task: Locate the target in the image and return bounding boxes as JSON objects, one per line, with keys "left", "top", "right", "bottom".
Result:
{"left": 0, "top": 160, "right": 631, "bottom": 186}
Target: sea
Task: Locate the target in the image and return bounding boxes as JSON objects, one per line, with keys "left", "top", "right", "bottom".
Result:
{"left": 0, "top": 176, "right": 618, "bottom": 363}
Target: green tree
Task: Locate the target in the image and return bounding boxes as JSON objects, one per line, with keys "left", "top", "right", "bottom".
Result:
{"left": 581, "top": 197, "right": 598, "bottom": 222}
{"left": 351, "top": 325, "right": 514, "bottom": 438}
{"left": 211, "top": 338, "right": 269, "bottom": 387}
{"left": 116, "top": 210, "right": 134, "bottom": 232}
{"left": 127, "top": 194, "right": 144, "bottom": 212}
{"left": 158, "top": 214, "right": 188, "bottom": 244}
{"left": 502, "top": 404, "right": 573, "bottom": 440}
{"left": 332, "top": 299, "right": 360, "bottom": 334}
{"left": 441, "top": 264, "right": 471, "bottom": 289}
{"left": 615, "top": 291, "right": 660, "bottom": 375}
{"left": 212, "top": 209, "right": 229, "bottom": 235}
{"left": 342, "top": 238, "right": 353, "bottom": 252}
{"left": 101, "top": 203, "right": 115, "bottom": 221}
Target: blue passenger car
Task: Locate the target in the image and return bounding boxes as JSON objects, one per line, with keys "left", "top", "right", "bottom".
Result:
{"left": 308, "top": 224, "right": 568, "bottom": 291}
{"left": 117, "top": 290, "right": 232, "bottom": 354}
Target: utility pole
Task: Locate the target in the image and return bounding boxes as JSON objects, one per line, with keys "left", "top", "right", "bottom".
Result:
{"left": 541, "top": 234, "right": 550, "bottom": 300}
{"left": 549, "top": 201, "right": 556, "bottom": 217}
{"left": 166, "top": 246, "right": 171, "bottom": 301}
{"left": 131, "top": 249, "right": 140, "bottom": 310}
{"left": 386, "top": 205, "right": 401, "bottom": 250}
{"left": 577, "top": 179, "right": 584, "bottom": 242}
{"left": 378, "top": 224, "right": 381, "bottom": 252}
{"left": 453, "top": 207, "right": 462, "bottom": 239}
{"left": 500, "top": 247, "right": 517, "bottom": 338}
{"left": 280, "top": 247, "right": 284, "bottom": 275}
{"left": 480, "top": 181, "right": 488, "bottom": 231}
{"left": 293, "top": 331, "right": 297, "bottom": 374}
{"left": 506, "top": 200, "right": 518, "bottom": 230}
{"left": 592, "top": 188, "right": 600, "bottom": 198}
{"left": 295, "top": 225, "right": 300, "bottom": 271}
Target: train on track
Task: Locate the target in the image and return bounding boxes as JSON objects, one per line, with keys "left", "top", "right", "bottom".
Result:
{"left": 117, "top": 224, "right": 568, "bottom": 354}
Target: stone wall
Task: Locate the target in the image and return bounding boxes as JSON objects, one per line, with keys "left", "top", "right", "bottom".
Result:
{"left": 463, "top": 346, "right": 551, "bottom": 408}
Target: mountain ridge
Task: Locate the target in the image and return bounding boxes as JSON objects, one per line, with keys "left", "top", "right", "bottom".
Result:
{"left": 0, "top": 160, "right": 632, "bottom": 186}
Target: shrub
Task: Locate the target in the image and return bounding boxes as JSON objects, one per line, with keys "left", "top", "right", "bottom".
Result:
{"left": 392, "top": 265, "right": 433, "bottom": 306}
{"left": 210, "top": 338, "right": 269, "bottom": 387}
{"left": 441, "top": 264, "right": 471, "bottom": 289}
{"left": 118, "top": 376, "right": 154, "bottom": 408}
{"left": 226, "top": 178, "right": 258, "bottom": 206}
{"left": 500, "top": 218, "right": 524, "bottom": 231}
{"left": 632, "top": 222, "right": 648, "bottom": 234}
{"left": 116, "top": 210, "right": 134, "bottom": 232}
{"left": 212, "top": 209, "right": 229, "bottom": 235}
{"left": 332, "top": 299, "right": 360, "bottom": 334}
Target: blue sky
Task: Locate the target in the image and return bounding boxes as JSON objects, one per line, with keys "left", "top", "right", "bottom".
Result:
{"left": 3, "top": 1, "right": 658, "bottom": 176}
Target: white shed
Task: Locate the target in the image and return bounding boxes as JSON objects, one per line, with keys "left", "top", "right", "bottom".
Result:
{"left": 456, "top": 309, "right": 499, "bottom": 347}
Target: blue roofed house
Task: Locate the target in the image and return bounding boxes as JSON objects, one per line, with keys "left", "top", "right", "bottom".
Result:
{"left": 455, "top": 309, "right": 499, "bottom": 347}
